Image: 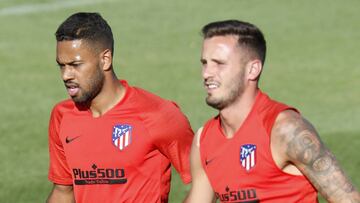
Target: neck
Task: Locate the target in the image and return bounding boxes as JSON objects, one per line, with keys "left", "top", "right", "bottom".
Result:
{"left": 219, "top": 88, "right": 259, "bottom": 138}
{"left": 90, "top": 74, "right": 125, "bottom": 117}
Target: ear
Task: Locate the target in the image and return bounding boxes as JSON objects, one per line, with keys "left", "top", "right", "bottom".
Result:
{"left": 100, "top": 49, "right": 113, "bottom": 71}
{"left": 247, "top": 59, "right": 262, "bottom": 81}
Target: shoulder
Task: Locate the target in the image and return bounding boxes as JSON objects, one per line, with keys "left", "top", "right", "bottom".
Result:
{"left": 52, "top": 99, "right": 75, "bottom": 113}
{"left": 50, "top": 99, "right": 75, "bottom": 121}
{"left": 271, "top": 109, "right": 321, "bottom": 164}
{"left": 257, "top": 92, "right": 298, "bottom": 124}
{"left": 150, "top": 100, "right": 191, "bottom": 130}
{"left": 131, "top": 86, "right": 166, "bottom": 105}
{"left": 271, "top": 110, "right": 310, "bottom": 144}
{"left": 128, "top": 86, "right": 172, "bottom": 115}
{"left": 128, "top": 82, "right": 186, "bottom": 116}
{"left": 132, "top": 87, "right": 187, "bottom": 119}
{"left": 148, "top": 100, "right": 193, "bottom": 147}
{"left": 272, "top": 110, "right": 315, "bottom": 140}
{"left": 134, "top": 90, "right": 192, "bottom": 134}
{"left": 49, "top": 99, "right": 75, "bottom": 136}
{"left": 129, "top": 85, "right": 192, "bottom": 133}
{"left": 196, "top": 115, "right": 219, "bottom": 142}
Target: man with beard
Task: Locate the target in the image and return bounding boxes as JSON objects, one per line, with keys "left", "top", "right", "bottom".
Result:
{"left": 47, "top": 12, "right": 193, "bottom": 203}
{"left": 184, "top": 20, "right": 359, "bottom": 203}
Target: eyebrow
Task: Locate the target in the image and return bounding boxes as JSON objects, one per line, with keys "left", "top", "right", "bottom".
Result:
{"left": 211, "top": 59, "right": 225, "bottom": 64}
{"left": 56, "top": 59, "right": 83, "bottom": 66}
{"left": 200, "top": 58, "right": 226, "bottom": 64}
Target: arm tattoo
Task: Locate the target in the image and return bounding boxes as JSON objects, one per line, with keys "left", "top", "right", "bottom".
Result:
{"left": 284, "top": 117, "right": 359, "bottom": 202}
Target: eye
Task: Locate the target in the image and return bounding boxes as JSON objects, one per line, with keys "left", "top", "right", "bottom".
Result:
{"left": 71, "top": 63, "right": 82, "bottom": 68}
{"left": 214, "top": 60, "right": 225, "bottom": 65}
{"left": 200, "top": 59, "right": 207, "bottom": 65}
{"left": 57, "top": 63, "right": 65, "bottom": 69}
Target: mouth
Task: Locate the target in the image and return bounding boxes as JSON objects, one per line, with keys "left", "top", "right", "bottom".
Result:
{"left": 204, "top": 80, "right": 220, "bottom": 92}
{"left": 65, "top": 82, "right": 80, "bottom": 97}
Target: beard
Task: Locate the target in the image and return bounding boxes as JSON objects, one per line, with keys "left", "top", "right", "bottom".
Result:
{"left": 206, "top": 70, "right": 245, "bottom": 110}
{"left": 73, "top": 67, "right": 105, "bottom": 107}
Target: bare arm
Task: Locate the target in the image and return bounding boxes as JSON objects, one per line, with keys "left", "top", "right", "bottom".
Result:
{"left": 272, "top": 110, "right": 360, "bottom": 203}
{"left": 184, "top": 127, "right": 216, "bottom": 203}
{"left": 46, "top": 184, "right": 75, "bottom": 203}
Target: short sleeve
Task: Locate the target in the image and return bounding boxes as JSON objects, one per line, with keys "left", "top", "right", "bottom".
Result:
{"left": 48, "top": 104, "right": 73, "bottom": 185}
{"left": 150, "top": 101, "right": 194, "bottom": 184}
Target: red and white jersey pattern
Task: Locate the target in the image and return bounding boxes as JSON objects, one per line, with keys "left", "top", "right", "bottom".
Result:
{"left": 240, "top": 144, "right": 256, "bottom": 171}
{"left": 112, "top": 124, "right": 132, "bottom": 150}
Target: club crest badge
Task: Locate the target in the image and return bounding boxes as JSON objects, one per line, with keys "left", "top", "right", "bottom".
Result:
{"left": 112, "top": 124, "right": 132, "bottom": 151}
{"left": 240, "top": 144, "right": 256, "bottom": 171}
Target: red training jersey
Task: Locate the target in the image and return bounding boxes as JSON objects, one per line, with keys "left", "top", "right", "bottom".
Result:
{"left": 200, "top": 90, "right": 318, "bottom": 203}
{"left": 48, "top": 80, "right": 193, "bottom": 203}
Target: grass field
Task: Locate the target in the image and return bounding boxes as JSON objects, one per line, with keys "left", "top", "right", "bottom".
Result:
{"left": 0, "top": 0, "right": 359, "bottom": 202}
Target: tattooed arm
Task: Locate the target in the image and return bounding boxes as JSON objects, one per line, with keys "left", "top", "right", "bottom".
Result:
{"left": 271, "top": 110, "right": 360, "bottom": 203}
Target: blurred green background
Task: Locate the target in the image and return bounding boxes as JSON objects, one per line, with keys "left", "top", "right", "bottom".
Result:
{"left": 0, "top": 0, "right": 359, "bottom": 202}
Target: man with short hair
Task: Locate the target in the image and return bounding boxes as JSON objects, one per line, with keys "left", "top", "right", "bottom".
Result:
{"left": 47, "top": 12, "right": 193, "bottom": 203}
{"left": 185, "top": 20, "right": 359, "bottom": 203}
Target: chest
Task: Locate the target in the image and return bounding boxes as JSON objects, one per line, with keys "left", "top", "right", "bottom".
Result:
{"left": 59, "top": 114, "right": 155, "bottom": 169}
{"left": 200, "top": 117, "right": 279, "bottom": 190}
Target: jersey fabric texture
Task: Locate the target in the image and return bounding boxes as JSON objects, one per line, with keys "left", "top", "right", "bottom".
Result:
{"left": 200, "top": 90, "right": 318, "bottom": 203}
{"left": 48, "top": 80, "right": 193, "bottom": 203}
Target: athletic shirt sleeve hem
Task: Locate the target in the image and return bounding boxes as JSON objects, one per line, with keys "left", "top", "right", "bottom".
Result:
{"left": 48, "top": 175, "right": 73, "bottom": 185}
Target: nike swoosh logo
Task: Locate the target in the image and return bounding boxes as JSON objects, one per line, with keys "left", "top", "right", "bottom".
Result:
{"left": 65, "top": 136, "right": 81, "bottom": 144}
{"left": 205, "top": 158, "right": 215, "bottom": 166}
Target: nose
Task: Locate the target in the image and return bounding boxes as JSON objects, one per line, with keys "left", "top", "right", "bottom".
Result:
{"left": 61, "top": 66, "right": 75, "bottom": 82}
{"left": 202, "top": 64, "right": 214, "bottom": 80}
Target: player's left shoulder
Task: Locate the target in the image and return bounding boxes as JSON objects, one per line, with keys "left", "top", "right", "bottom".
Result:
{"left": 271, "top": 109, "right": 318, "bottom": 149}
{"left": 272, "top": 110, "right": 305, "bottom": 135}
{"left": 162, "top": 99, "right": 183, "bottom": 112}
{"left": 151, "top": 100, "right": 188, "bottom": 126}
{"left": 272, "top": 109, "right": 312, "bottom": 139}
{"left": 271, "top": 109, "right": 321, "bottom": 160}
{"left": 132, "top": 87, "right": 179, "bottom": 110}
